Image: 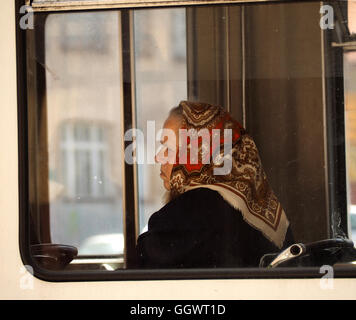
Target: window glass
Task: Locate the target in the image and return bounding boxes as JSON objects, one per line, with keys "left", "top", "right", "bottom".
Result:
{"left": 45, "top": 12, "right": 124, "bottom": 259}
{"left": 21, "top": 1, "right": 356, "bottom": 278}
{"left": 133, "top": 8, "right": 187, "bottom": 233}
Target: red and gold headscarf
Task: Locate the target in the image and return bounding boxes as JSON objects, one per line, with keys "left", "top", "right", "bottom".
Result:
{"left": 169, "top": 101, "right": 289, "bottom": 248}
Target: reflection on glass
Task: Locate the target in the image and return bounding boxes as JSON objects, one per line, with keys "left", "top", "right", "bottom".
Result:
{"left": 345, "top": 3, "right": 356, "bottom": 245}
{"left": 45, "top": 12, "right": 124, "bottom": 258}
{"left": 133, "top": 8, "right": 187, "bottom": 233}
{"left": 26, "top": 2, "right": 356, "bottom": 274}
{"left": 345, "top": 51, "right": 356, "bottom": 244}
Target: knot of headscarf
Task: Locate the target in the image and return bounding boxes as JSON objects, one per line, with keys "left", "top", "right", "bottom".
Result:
{"left": 169, "top": 100, "right": 289, "bottom": 248}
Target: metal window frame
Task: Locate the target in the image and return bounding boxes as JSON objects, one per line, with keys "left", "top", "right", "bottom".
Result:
{"left": 16, "top": 0, "right": 356, "bottom": 282}
{"left": 323, "top": 0, "right": 349, "bottom": 238}
{"left": 29, "top": 0, "right": 315, "bottom": 12}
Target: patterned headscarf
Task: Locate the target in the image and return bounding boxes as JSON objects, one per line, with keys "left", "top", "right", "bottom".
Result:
{"left": 169, "top": 101, "right": 289, "bottom": 248}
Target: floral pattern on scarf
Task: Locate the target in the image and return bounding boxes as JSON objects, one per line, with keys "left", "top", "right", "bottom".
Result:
{"left": 169, "top": 100, "right": 289, "bottom": 248}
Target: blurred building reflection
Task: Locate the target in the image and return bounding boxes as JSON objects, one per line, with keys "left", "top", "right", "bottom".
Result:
{"left": 45, "top": 9, "right": 187, "bottom": 255}
{"left": 134, "top": 8, "right": 187, "bottom": 233}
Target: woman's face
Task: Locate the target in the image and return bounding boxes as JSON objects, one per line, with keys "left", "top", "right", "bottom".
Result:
{"left": 155, "top": 117, "right": 181, "bottom": 191}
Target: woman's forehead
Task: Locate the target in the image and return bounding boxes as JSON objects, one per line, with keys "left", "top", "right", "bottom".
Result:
{"left": 163, "top": 116, "right": 182, "bottom": 130}
{"left": 160, "top": 117, "right": 181, "bottom": 145}
{"left": 163, "top": 118, "right": 181, "bottom": 135}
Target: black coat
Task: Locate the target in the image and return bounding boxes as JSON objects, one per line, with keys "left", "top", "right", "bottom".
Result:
{"left": 136, "top": 188, "right": 294, "bottom": 268}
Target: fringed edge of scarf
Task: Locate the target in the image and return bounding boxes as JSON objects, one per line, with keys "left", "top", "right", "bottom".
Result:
{"left": 185, "top": 183, "right": 289, "bottom": 249}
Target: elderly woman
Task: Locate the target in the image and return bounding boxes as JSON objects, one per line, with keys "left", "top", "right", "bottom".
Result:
{"left": 136, "top": 101, "right": 294, "bottom": 268}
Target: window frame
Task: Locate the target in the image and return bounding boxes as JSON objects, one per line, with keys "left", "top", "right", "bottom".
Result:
{"left": 29, "top": 0, "right": 313, "bottom": 12}
{"left": 324, "top": 1, "right": 349, "bottom": 238}
{"left": 16, "top": 0, "right": 356, "bottom": 281}
{"left": 332, "top": 2, "right": 356, "bottom": 240}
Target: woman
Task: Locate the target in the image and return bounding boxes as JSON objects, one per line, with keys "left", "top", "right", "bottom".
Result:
{"left": 136, "top": 101, "right": 294, "bottom": 268}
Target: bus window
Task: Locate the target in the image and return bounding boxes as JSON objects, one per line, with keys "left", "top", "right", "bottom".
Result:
{"left": 17, "top": 0, "right": 356, "bottom": 281}
{"left": 32, "top": 11, "right": 125, "bottom": 270}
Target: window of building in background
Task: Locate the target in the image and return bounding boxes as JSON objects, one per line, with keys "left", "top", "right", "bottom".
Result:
{"left": 60, "top": 13, "right": 109, "bottom": 53}
{"left": 172, "top": 10, "right": 187, "bottom": 60}
{"left": 60, "top": 122, "right": 111, "bottom": 200}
